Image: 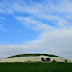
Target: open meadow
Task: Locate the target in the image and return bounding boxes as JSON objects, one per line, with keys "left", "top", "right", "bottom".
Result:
{"left": 0, "top": 63, "right": 72, "bottom": 72}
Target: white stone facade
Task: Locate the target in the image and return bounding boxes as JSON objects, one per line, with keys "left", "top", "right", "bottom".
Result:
{"left": 0, "top": 56, "right": 71, "bottom": 63}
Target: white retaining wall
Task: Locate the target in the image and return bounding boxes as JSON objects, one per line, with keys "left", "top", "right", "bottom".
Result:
{"left": 0, "top": 56, "right": 71, "bottom": 63}
{"left": 0, "top": 57, "right": 41, "bottom": 63}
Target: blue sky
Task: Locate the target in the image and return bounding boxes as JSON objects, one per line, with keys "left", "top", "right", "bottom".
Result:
{"left": 0, "top": 0, "right": 72, "bottom": 60}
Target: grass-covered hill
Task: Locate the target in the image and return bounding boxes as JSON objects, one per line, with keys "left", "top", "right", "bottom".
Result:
{"left": 8, "top": 54, "right": 58, "bottom": 58}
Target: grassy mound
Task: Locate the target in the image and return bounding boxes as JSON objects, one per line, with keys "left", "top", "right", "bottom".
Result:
{"left": 8, "top": 54, "right": 58, "bottom": 58}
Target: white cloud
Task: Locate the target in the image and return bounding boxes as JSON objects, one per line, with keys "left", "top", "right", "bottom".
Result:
{"left": 0, "top": 0, "right": 72, "bottom": 60}
{"left": 11, "top": 1, "right": 71, "bottom": 28}
{"left": 23, "top": 28, "right": 72, "bottom": 60}
{"left": 0, "top": 45, "right": 31, "bottom": 59}
{"left": 0, "top": 0, "right": 71, "bottom": 27}
{"left": 0, "top": 28, "right": 72, "bottom": 60}
{"left": 16, "top": 16, "right": 54, "bottom": 31}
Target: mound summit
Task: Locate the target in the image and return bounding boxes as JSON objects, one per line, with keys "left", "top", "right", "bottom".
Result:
{"left": 8, "top": 54, "right": 58, "bottom": 58}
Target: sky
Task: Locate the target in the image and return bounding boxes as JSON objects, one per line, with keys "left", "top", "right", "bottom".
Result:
{"left": 0, "top": 0, "right": 72, "bottom": 60}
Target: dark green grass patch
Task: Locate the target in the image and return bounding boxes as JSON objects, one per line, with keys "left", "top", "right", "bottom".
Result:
{"left": 8, "top": 54, "right": 58, "bottom": 58}
{"left": 0, "top": 63, "right": 72, "bottom": 72}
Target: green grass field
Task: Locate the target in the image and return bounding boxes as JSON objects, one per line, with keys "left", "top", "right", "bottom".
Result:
{"left": 0, "top": 63, "right": 72, "bottom": 72}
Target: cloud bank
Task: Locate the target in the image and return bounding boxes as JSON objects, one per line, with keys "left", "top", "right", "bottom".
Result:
{"left": 0, "top": 0, "right": 72, "bottom": 60}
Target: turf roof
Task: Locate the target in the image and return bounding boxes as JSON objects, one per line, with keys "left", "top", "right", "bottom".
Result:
{"left": 8, "top": 54, "right": 58, "bottom": 58}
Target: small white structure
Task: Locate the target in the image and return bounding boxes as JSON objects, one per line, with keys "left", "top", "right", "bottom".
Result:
{"left": 0, "top": 56, "right": 71, "bottom": 63}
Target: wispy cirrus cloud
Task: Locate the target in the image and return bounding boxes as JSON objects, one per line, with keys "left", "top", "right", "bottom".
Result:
{"left": 0, "top": 0, "right": 72, "bottom": 28}
{"left": 16, "top": 16, "right": 54, "bottom": 31}
{"left": 10, "top": 0, "right": 71, "bottom": 28}
{"left": 0, "top": 0, "right": 72, "bottom": 60}
{"left": 0, "top": 9, "right": 5, "bottom": 13}
{"left": 0, "top": 17, "right": 6, "bottom": 20}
